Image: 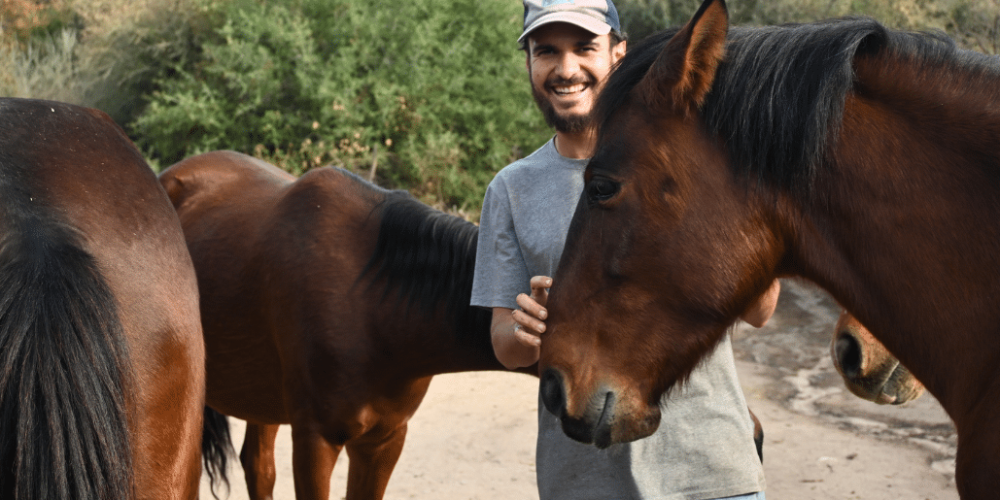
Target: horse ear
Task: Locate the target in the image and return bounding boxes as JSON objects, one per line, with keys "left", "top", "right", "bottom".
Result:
{"left": 638, "top": 0, "right": 728, "bottom": 113}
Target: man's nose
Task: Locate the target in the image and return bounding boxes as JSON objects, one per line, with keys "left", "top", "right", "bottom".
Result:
{"left": 554, "top": 53, "right": 581, "bottom": 79}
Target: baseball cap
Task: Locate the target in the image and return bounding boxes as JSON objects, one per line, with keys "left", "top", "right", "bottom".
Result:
{"left": 519, "top": 0, "right": 622, "bottom": 45}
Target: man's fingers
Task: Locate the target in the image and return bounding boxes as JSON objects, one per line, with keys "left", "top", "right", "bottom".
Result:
{"left": 512, "top": 307, "right": 546, "bottom": 334}
{"left": 513, "top": 323, "right": 541, "bottom": 347}
{"left": 516, "top": 293, "right": 548, "bottom": 321}
{"left": 529, "top": 276, "right": 552, "bottom": 306}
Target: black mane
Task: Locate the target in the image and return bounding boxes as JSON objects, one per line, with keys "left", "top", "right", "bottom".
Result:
{"left": 360, "top": 192, "right": 490, "bottom": 337}
{"left": 596, "top": 17, "right": 993, "bottom": 193}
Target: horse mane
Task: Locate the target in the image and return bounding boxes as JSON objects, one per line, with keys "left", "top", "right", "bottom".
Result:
{"left": 597, "top": 17, "right": 997, "bottom": 194}
{"left": 360, "top": 191, "right": 490, "bottom": 337}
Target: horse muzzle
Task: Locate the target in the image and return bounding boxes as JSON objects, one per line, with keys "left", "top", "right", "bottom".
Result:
{"left": 833, "top": 327, "right": 924, "bottom": 405}
{"left": 540, "top": 367, "right": 661, "bottom": 448}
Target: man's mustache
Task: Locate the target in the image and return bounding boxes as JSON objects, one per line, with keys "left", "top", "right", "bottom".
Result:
{"left": 545, "top": 76, "right": 594, "bottom": 88}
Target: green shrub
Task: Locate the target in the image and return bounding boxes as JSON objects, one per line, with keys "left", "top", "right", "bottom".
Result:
{"left": 0, "top": 28, "right": 90, "bottom": 102}
{"left": 7, "top": 0, "right": 993, "bottom": 212}
{"left": 132, "top": 0, "right": 550, "bottom": 211}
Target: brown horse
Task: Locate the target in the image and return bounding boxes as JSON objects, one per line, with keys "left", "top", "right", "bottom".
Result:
{"left": 832, "top": 310, "right": 924, "bottom": 404}
{"left": 0, "top": 98, "right": 208, "bottom": 499}
{"left": 160, "top": 151, "right": 529, "bottom": 500}
{"left": 161, "top": 151, "right": 899, "bottom": 498}
{"left": 538, "top": 0, "right": 998, "bottom": 496}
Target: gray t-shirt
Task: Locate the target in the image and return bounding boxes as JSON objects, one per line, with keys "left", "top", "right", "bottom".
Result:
{"left": 471, "top": 139, "right": 766, "bottom": 500}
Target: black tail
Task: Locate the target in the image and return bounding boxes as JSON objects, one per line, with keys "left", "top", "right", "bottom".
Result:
{"left": 0, "top": 226, "right": 134, "bottom": 499}
{"left": 202, "top": 405, "right": 235, "bottom": 499}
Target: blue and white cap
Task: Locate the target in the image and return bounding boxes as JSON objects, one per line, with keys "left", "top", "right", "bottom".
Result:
{"left": 519, "top": 0, "right": 622, "bottom": 44}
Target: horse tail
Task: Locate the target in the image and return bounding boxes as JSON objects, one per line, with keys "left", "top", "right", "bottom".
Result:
{"left": 201, "top": 405, "right": 235, "bottom": 499}
{"left": 0, "top": 225, "right": 134, "bottom": 500}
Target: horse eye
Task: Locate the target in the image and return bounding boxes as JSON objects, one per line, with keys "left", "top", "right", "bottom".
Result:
{"left": 586, "top": 177, "right": 621, "bottom": 204}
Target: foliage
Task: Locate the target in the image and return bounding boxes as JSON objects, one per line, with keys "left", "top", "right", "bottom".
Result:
{"left": 71, "top": 0, "right": 222, "bottom": 127}
{"left": 0, "top": 0, "right": 88, "bottom": 101}
{"left": 1, "top": 0, "right": 76, "bottom": 42}
{"left": 131, "top": 0, "right": 549, "bottom": 211}
{"left": 0, "top": 28, "right": 86, "bottom": 101}
{"left": 0, "top": 0, "right": 216, "bottom": 119}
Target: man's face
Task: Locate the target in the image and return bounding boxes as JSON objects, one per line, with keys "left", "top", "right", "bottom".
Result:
{"left": 527, "top": 23, "right": 626, "bottom": 133}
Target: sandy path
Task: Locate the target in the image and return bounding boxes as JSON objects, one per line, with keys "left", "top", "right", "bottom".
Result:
{"left": 199, "top": 364, "right": 957, "bottom": 500}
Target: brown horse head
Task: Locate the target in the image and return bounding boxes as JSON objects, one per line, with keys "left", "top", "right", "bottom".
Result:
{"left": 538, "top": 0, "right": 770, "bottom": 448}
{"left": 539, "top": 0, "right": 1000, "bottom": 494}
{"left": 832, "top": 310, "right": 924, "bottom": 405}
{"left": 539, "top": 0, "right": 1000, "bottom": 455}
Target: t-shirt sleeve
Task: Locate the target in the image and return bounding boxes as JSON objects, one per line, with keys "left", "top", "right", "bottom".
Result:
{"left": 471, "top": 175, "right": 529, "bottom": 310}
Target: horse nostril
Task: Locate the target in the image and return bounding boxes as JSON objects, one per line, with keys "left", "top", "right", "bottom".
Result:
{"left": 540, "top": 368, "right": 566, "bottom": 417}
{"left": 835, "top": 333, "right": 863, "bottom": 378}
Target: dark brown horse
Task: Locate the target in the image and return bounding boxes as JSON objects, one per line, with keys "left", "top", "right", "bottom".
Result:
{"left": 0, "top": 98, "right": 208, "bottom": 499}
{"left": 160, "top": 152, "right": 891, "bottom": 498}
{"left": 832, "top": 310, "right": 924, "bottom": 404}
{"left": 160, "top": 151, "right": 525, "bottom": 500}
{"left": 538, "top": 0, "right": 998, "bottom": 497}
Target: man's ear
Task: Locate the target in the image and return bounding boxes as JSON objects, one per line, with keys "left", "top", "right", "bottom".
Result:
{"left": 611, "top": 40, "right": 627, "bottom": 65}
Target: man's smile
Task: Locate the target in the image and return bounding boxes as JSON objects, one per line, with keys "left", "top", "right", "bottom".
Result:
{"left": 553, "top": 83, "right": 588, "bottom": 96}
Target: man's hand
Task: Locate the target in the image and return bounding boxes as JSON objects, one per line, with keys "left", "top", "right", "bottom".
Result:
{"left": 490, "top": 276, "right": 552, "bottom": 369}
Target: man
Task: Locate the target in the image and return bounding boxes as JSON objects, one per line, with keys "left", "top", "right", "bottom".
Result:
{"left": 471, "top": 0, "right": 776, "bottom": 498}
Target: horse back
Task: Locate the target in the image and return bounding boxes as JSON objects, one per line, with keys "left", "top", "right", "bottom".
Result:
{"left": 159, "top": 151, "right": 384, "bottom": 312}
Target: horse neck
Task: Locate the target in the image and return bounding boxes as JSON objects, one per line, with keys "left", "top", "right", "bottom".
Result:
{"left": 360, "top": 198, "right": 511, "bottom": 378}
{"left": 784, "top": 53, "right": 1000, "bottom": 414}
{"left": 368, "top": 298, "right": 508, "bottom": 377}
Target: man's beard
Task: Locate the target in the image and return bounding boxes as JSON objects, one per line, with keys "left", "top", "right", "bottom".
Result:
{"left": 531, "top": 79, "right": 594, "bottom": 134}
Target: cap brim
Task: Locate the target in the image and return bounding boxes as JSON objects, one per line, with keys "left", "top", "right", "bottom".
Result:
{"left": 518, "top": 11, "right": 613, "bottom": 44}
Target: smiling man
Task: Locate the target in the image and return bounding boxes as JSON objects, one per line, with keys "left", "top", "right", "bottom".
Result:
{"left": 523, "top": 11, "right": 624, "bottom": 156}
{"left": 470, "top": 1, "right": 770, "bottom": 499}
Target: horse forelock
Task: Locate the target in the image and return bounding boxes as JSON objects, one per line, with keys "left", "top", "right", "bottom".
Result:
{"left": 361, "top": 194, "right": 489, "bottom": 336}
{"left": 596, "top": 17, "right": 993, "bottom": 196}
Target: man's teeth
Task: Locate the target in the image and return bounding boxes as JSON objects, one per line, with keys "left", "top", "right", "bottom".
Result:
{"left": 554, "top": 84, "right": 586, "bottom": 95}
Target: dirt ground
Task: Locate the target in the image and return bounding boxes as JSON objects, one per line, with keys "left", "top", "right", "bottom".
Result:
{"left": 199, "top": 280, "right": 959, "bottom": 500}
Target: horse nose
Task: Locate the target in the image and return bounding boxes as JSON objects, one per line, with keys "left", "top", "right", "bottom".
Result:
{"left": 835, "top": 331, "right": 863, "bottom": 379}
{"left": 540, "top": 367, "right": 617, "bottom": 447}
{"left": 540, "top": 367, "right": 566, "bottom": 418}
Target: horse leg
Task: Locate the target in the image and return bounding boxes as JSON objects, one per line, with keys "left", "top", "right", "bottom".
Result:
{"left": 343, "top": 424, "right": 408, "bottom": 500}
{"left": 291, "top": 425, "right": 342, "bottom": 500}
{"left": 954, "top": 399, "right": 1000, "bottom": 499}
{"left": 240, "top": 423, "right": 280, "bottom": 500}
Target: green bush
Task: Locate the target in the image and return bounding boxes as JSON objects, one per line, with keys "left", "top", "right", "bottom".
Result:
{"left": 132, "top": 0, "right": 550, "bottom": 211}
{"left": 6, "top": 0, "right": 993, "bottom": 212}
{"left": 0, "top": 28, "right": 89, "bottom": 102}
